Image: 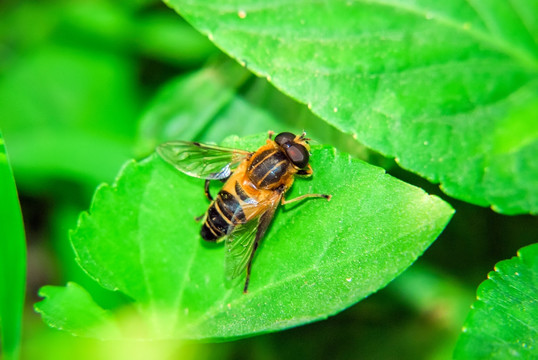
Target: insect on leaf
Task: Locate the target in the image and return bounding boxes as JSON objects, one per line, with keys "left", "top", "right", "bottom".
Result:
{"left": 35, "top": 134, "right": 454, "bottom": 340}
{"left": 165, "top": 0, "right": 538, "bottom": 215}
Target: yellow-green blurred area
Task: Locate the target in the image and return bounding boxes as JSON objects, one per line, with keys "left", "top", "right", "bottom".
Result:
{"left": 1, "top": 0, "right": 537, "bottom": 359}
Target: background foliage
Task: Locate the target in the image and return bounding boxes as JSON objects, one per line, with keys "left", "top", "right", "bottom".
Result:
{"left": 0, "top": 0, "right": 536, "bottom": 359}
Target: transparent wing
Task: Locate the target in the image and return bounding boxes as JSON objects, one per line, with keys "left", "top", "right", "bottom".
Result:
{"left": 224, "top": 197, "right": 280, "bottom": 281}
{"left": 225, "top": 218, "right": 259, "bottom": 281}
{"left": 157, "top": 141, "right": 250, "bottom": 180}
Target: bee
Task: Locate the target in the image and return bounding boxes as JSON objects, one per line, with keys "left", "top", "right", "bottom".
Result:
{"left": 157, "top": 132, "right": 331, "bottom": 293}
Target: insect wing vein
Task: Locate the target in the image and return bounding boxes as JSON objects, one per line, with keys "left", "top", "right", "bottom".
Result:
{"left": 157, "top": 141, "right": 250, "bottom": 180}
{"left": 224, "top": 195, "right": 280, "bottom": 282}
{"left": 225, "top": 219, "right": 259, "bottom": 280}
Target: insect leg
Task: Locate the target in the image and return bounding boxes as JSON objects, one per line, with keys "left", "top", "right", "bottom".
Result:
{"left": 296, "top": 164, "right": 313, "bottom": 177}
{"left": 267, "top": 130, "right": 274, "bottom": 140}
{"left": 243, "top": 237, "right": 261, "bottom": 293}
{"left": 243, "top": 204, "right": 278, "bottom": 293}
{"left": 281, "top": 193, "right": 331, "bottom": 205}
{"left": 204, "top": 179, "right": 213, "bottom": 201}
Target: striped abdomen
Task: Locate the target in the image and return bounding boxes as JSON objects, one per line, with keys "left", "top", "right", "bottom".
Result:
{"left": 247, "top": 149, "right": 290, "bottom": 189}
{"left": 201, "top": 188, "right": 247, "bottom": 241}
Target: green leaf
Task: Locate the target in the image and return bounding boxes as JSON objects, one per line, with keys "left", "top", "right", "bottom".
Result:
{"left": 36, "top": 282, "right": 121, "bottom": 339}
{"left": 137, "top": 59, "right": 382, "bottom": 163}
{"left": 0, "top": 41, "right": 138, "bottom": 191}
{"left": 131, "top": 13, "right": 217, "bottom": 65}
{"left": 454, "top": 243, "right": 538, "bottom": 360}
{"left": 49, "top": 201, "right": 133, "bottom": 311}
{"left": 164, "top": 0, "right": 538, "bottom": 215}
{"left": 36, "top": 134, "right": 453, "bottom": 340}
{"left": 0, "top": 132, "right": 26, "bottom": 360}
{"left": 137, "top": 59, "right": 251, "bottom": 153}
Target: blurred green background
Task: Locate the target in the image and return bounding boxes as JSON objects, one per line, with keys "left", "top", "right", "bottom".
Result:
{"left": 1, "top": 0, "right": 537, "bottom": 359}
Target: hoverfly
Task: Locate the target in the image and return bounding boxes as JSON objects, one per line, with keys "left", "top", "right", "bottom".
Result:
{"left": 157, "top": 132, "right": 331, "bottom": 293}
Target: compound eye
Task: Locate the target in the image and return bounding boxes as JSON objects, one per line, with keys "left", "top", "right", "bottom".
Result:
{"left": 285, "top": 143, "right": 309, "bottom": 168}
{"left": 274, "top": 132, "right": 296, "bottom": 146}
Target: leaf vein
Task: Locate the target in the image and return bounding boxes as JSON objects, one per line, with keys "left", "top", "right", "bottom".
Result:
{"left": 185, "top": 220, "right": 428, "bottom": 333}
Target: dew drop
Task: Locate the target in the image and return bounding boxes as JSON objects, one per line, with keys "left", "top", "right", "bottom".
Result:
{"left": 307, "top": 103, "right": 312, "bottom": 109}
{"left": 208, "top": 33, "right": 214, "bottom": 41}
{"left": 346, "top": 277, "right": 352, "bottom": 282}
{"left": 238, "top": 10, "right": 247, "bottom": 19}
{"left": 333, "top": 107, "right": 338, "bottom": 113}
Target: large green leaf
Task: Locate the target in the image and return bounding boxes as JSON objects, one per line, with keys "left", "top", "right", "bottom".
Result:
{"left": 454, "top": 243, "right": 538, "bottom": 360}
{"left": 164, "top": 0, "right": 538, "bottom": 215}
{"left": 137, "top": 59, "right": 380, "bottom": 162}
{"left": 36, "top": 134, "right": 453, "bottom": 339}
{"left": 0, "top": 133, "right": 26, "bottom": 360}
